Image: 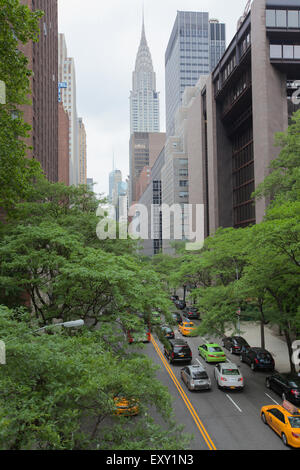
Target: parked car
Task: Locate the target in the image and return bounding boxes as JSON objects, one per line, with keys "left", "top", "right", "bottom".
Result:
{"left": 181, "top": 364, "right": 211, "bottom": 391}
{"left": 261, "top": 401, "right": 300, "bottom": 448}
{"left": 222, "top": 336, "right": 250, "bottom": 354}
{"left": 175, "top": 299, "right": 186, "bottom": 310}
{"left": 170, "top": 295, "right": 179, "bottom": 302}
{"left": 183, "top": 307, "right": 200, "bottom": 320}
{"left": 161, "top": 325, "right": 175, "bottom": 340}
{"left": 198, "top": 343, "right": 227, "bottom": 363}
{"left": 164, "top": 338, "right": 192, "bottom": 364}
{"left": 172, "top": 312, "right": 182, "bottom": 324}
{"left": 240, "top": 347, "right": 275, "bottom": 371}
{"left": 214, "top": 362, "right": 244, "bottom": 391}
{"left": 266, "top": 373, "right": 300, "bottom": 406}
{"left": 113, "top": 397, "right": 139, "bottom": 416}
{"left": 151, "top": 311, "right": 161, "bottom": 325}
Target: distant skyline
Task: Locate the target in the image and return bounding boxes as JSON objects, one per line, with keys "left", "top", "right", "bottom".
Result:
{"left": 58, "top": 0, "right": 248, "bottom": 197}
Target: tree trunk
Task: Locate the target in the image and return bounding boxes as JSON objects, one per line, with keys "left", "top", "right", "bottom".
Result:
{"left": 284, "top": 328, "right": 296, "bottom": 374}
{"left": 258, "top": 300, "right": 265, "bottom": 350}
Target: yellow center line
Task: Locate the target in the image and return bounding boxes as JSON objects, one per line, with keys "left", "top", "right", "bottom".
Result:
{"left": 151, "top": 335, "right": 217, "bottom": 451}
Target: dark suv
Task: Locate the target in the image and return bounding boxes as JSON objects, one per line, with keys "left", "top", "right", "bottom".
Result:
{"left": 266, "top": 373, "right": 300, "bottom": 406}
{"left": 183, "top": 307, "right": 200, "bottom": 320}
{"left": 164, "top": 338, "right": 192, "bottom": 364}
{"left": 240, "top": 347, "right": 275, "bottom": 371}
{"left": 222, "top": 336, "right": 250, "bottom": 354}
{"left": 175, "top": 299, "right": 186, "bottom": 310}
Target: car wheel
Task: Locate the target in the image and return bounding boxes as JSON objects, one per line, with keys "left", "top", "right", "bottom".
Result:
{"left": 281, "top": 433, "right": 288, "bottom": 447}
{"left": 261, "top": 412, "right": 267, "bottom": 424}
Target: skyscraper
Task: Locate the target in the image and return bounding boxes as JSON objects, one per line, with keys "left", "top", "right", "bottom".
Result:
{"left": 78, "top": 118, "right": 87, "bottom": 185}
{"left": 58, "top": 33, "right": 79, "bottom": 186}
{"left": 165, "top": 11, "right": 226, "bottom": 136}
{"left": 20, "top": 0, "right": 59, "bottom": 182}
{"left": 130, "top": 18, "right": 160, "bottom": 134}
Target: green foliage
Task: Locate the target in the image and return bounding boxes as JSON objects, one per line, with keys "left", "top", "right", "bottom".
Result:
{"left": 0, "top": 306, "right": 188, "bottom": 450}
{"left": 0, "top": 0, "right": 44, "bottom": 210}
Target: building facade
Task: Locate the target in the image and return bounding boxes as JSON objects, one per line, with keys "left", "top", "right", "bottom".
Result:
{"left": 58, "top": 102, "right": 70, "bottom": 185}
{"left": 188, "top": 0, "right": 300, "bottom": 238}
{"left": 129, "top": 132, "right": 165, "bottom": 204}
{"left": 130, "top": 20, "right": 160, "bottom": 134}
{"left": 78, "top": 118, "right": 87, "bottom": 185}
{"left": 20, "top": 0, "right": 59, "bottom": 182}
{"left": 58, "top": 33, "right": 80, "bottom": 186}
{"left": 165, "top": 11, "right": 226, "bottom": 137}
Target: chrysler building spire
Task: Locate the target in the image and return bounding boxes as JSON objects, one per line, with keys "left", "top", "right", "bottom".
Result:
{"left": 130, "top": 16, "right": 160, "bottom": 134}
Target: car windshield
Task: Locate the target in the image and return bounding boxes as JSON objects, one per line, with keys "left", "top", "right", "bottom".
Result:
{"left": 174, "top": 346, "right": 190, "bottom": 353}
{"left": 258, "top": 353, "right": 272, "bottom": 360}
{"left": 192, "top": 371, "right": 208, "bottom": 379}
{"left": 208, "top": 346, "right": 222, "bottom": 352}
{"left": 222, "top": 368, "right": 240, "bottom": 376}
{"left": 288, "top": 378, "right": 300, "bottom": 388}
{"left": 288, "top": 416, "right": 300, "bottom": 428}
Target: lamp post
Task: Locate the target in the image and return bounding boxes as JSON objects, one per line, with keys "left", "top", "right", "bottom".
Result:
{"left": 0, "top": 320, "right": 85, "bottom": 365}
{"left": 34, "top": 320, "right": 85, "bottom": 333}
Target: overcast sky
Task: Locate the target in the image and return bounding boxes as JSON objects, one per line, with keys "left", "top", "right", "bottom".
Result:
{"left": 58, "top": 0, "right": 247, "bottom": 197}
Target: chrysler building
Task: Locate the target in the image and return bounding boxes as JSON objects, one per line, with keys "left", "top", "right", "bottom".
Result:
{"left": 130, "top": 19, "right": 160, "bottom": 134}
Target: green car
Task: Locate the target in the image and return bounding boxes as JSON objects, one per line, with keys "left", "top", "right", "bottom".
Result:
{"left": 151, "top": 311, "right": 162, "bottom": 325}
{"left": 198, "top": 343, "right": 227, "bottom": 363}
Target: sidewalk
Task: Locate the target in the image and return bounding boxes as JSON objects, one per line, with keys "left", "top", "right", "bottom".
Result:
{"left": 226, "top": 322, "right": 299, "bottom": 374}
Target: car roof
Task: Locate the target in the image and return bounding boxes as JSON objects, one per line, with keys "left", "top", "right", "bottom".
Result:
{"left": 188, "top": 364, "right": 206, "bottom": 372}
{"left": 251, "top": 347, "right": 271, "bottom": 353}
{"left": 221, "top": 362, "right": 239, "bottom": 369}
{"left": 264, "top": 404, "right": 300, "bottom": 417}
{"left": 276, "top": 373, "right": 300, "bottom": 383}
{"left": 169, "top": 338, "right": 188, "bottom": 345}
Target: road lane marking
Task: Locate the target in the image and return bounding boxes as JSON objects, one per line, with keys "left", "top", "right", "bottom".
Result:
{"left": 225, "top": 394, "right": 243, "bottom": 413}
{"left": 265, "top": 393, "right": 280, "bottom": 405}
{"left": 151, "top": 335, "right": 217, "bottom": 451}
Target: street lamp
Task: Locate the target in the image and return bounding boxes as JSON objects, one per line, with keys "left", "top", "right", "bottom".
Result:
{"left": 34, "top": 320, "right": 85, "bottom": 333}
{"left": 0, "top": 320, "right": 85, "bottom": 365}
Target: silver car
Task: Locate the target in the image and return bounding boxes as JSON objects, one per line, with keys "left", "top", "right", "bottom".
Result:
{"left": 181, "top": 364, "right": 211, "bottom": 391}
{"left": 214, "top": 362, "right": 244, "bottom": 391}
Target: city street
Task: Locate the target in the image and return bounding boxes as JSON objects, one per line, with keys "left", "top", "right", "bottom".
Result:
{"left": 145, "top": 321, "right": 293, "bottom": 451}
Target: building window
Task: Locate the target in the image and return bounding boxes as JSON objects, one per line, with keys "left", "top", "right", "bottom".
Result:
{"left": 266, "top": 9, "right": 276, "bottom": 27}
{"left": 276, "top": 10, "right": 287, "bottom": 27}
{"left": 270, "top": 44, "right": 282, "bottom": 59}
{"left": 283, "top": 45, "right": 294, "bottom": 59}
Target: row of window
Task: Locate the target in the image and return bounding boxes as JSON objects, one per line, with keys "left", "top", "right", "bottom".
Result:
{"left": 266, "top": 9, "right": 300, "bottom": 29}
{"left": 234, "top": 200, "right": 255, "bottom": 227}
{"left": 270, "top": 44, "right": 300, "bottom": 60}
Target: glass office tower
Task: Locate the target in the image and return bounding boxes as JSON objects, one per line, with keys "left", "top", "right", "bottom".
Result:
{"left": 165, "top": 11, "right": 226, "bottom": 136}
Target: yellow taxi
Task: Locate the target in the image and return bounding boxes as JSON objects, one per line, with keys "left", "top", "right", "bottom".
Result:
{"left": 260, "top": 400, "right": 300, "bottom": 448}
{"left": 178, "top": 320, "right": 198, "bottom": 337}
{"left": 113, "top": 397, "right": 139, "bottom": 417}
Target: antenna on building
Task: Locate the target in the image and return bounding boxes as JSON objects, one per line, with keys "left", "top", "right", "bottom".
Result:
{"left": 237, "top": 0, "right": 252, "bottom": 30}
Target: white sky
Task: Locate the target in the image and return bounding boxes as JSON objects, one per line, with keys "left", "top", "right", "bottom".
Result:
{"left": 58, "top": 0, "right": 247, "bottom": 196}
